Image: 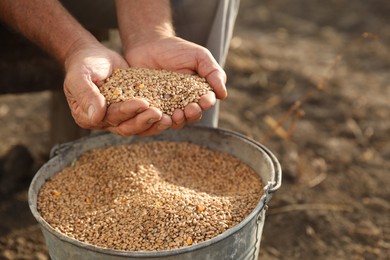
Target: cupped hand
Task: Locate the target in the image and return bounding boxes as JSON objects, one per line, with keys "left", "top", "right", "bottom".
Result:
{"left": 124, "top": 36, "right": 227, "bottom": 128}
{"left": 63, "top": 41, "right": 172, "bottom": 136}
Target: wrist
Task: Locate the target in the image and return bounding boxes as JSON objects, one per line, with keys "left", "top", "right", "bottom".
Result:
{"left": 123, "top": 25, "right": 175, "bottom": 51}
{"left": 115, "top": 0, "right": 175, "bottom": 52}
{"left": 63, "top": 36, "right": 102, "bottom": 71}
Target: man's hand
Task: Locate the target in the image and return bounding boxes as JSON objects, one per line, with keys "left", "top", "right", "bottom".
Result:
{"left": 63, "top": 42, "right": 172, "bottom": 136}
{"left": 0, "top": 0, "right": 172, "bottom": 136}
{"left": 124, "top": 36, "right": 227, "bottom": 128}
{"left": 115, "top": 0, "right": 227, "bottom": 129}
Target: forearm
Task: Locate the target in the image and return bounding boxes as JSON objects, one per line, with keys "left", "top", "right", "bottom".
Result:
{"left": 115, "top": 0, "right": 175, "bottom": 51}
{"left": 0, "top": 0, "right": 99, "bottom": 64}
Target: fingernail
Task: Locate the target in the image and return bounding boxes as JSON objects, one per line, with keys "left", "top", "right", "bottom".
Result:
{"left": 174, "top": 119, "right": 185, "bottom": 126}
{"left": 194, "top": 112, "right": 203, "bottom": 122}
{"left": 196, "top": 111, "right": 203, "bottom": 120}
{"left": 88, "top": 105, "right": 95, "bottom": 120}
{"left": 147, "top": 118, "right": 160, "bottom": 124}
{"left": 157, "top": 124, "right": 170, "bottom": 130}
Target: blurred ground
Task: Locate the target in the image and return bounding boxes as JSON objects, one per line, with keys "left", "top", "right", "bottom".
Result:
{"left": 1, "top": 0, "right": 390, "bottom": 259}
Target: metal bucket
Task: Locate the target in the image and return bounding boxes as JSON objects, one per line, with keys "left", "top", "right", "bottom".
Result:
{"left": 28, "top": 126, "right": 281, "bottom": 260}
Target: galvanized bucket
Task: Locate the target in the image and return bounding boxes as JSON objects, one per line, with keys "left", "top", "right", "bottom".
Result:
{"left": 28, "top": 126, "right": 281, "bottom": 260}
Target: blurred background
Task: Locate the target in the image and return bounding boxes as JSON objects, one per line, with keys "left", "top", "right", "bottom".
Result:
{"left": 1, "top": 0, "right": 389, "bottom": 259}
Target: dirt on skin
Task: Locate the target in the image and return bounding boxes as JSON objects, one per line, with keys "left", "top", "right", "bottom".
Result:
{"left": 0, "top": 0, "right": 389, "bottom": 259}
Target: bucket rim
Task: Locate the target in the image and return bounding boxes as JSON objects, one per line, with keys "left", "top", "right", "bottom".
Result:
{"left": 28, "top": 126, "right": 281, "bottom": 257}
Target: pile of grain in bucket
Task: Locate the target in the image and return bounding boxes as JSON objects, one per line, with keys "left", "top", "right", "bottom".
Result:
{"left": 37, "top": 141, "right": 264, "bottom": 251}
{"left": 99, "top": 68, "right": 213, "bottom": 115}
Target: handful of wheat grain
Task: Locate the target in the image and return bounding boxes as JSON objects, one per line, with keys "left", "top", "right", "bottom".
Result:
{"left": 99, "top": 68, "right": 213, "bottom": 115}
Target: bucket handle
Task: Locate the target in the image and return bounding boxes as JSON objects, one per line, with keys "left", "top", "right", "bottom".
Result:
{"left": 219, "top": 127, "right": 282, "bottom": 194}
{"left": 49, "top": 140, "right": 82, "bottom": 158}
{"left": 258, "top": 143, "right": 282, "bottom": 194}
{"left": 49, "top": 131, "right": 110, "bottom": 158}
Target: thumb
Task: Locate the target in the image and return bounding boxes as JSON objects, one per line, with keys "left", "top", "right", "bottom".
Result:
{"left": 64, "top": 74, "right": 107, "bottom": 129}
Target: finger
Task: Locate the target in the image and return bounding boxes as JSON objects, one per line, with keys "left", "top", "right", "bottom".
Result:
{"left": 103, "top": 99, "right": 149, "bottom": 127}
{"left": 171, "top": 121, "right": 186, "bottom": 129}
{"left": 171, "top": 109, "right": 186, "bottom": 128}
{"left": 137, "top": 114, "right": 172, "bottom": 136}
{"left": 197, "top": 91, "right": 216, "bottom": 110}
{"left": 184, "top": 103, "right": 202, "bottom": 124}
{"left": 107, "top": 107, "right": 162, "bottom": 136}
{"left": 196, "top": 49, "right": 228, "bottom": 100}
{"left": 205, "top": 69, "right": 227, "bottom": 100}
{"left": 63, "top": 74, "right": 106, "bottom": 129}
{"left": 94, "top": 56, "right": 129, "bottom": 87}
